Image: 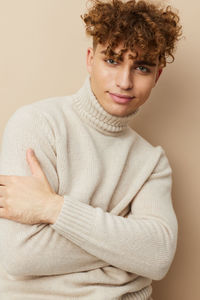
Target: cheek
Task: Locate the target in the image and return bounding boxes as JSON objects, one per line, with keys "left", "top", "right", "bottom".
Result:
{"left": 94, "top": 64, "right": 111, "bottom": 80}
{"left": 92, "top": 67, "right": 112, "bottom": 92}
{"left": 136, "top": 77, "right": 155, "bottom": 100}
{"left": 91, "top": 63, "right": 104, "bottom": 82}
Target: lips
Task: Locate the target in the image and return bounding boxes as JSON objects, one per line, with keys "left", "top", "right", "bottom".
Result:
{"left": 109, "top": 92, "right": 134, "bottom": 104}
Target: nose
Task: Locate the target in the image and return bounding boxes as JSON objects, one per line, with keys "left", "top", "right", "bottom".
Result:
{"left": 115, "top": 66, "right": 133, "bottom": 90}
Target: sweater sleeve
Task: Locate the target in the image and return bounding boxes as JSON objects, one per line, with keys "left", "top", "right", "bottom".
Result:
{"left": 0, "top": 107, "right": 108, "bottom": 277}
{"left": 52, "top": 149, "right": 178, "bottom": 281}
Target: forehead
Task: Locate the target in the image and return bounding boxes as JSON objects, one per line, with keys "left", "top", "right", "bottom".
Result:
{"left": 96, "top": 43, "right": 136, "bottom": 56}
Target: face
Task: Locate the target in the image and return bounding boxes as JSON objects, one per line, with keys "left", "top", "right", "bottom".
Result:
{"left": 86, "top": 43, "right": 162, "bottom": 117}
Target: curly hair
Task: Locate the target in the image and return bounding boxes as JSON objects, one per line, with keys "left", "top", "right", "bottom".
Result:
{"left": 81, "top": 0, "right": 182, "bottom": 67}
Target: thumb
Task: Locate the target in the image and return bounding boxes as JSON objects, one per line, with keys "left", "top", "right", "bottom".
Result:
{"left": 26, "top": 148, "right": 47, "bottom": 180}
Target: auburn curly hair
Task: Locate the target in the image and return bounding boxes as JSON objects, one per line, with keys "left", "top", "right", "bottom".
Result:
{"left": 81, "top": 0, "right": 182, "bottom": 67}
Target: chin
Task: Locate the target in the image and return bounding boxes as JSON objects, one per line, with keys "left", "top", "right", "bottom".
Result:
{"left": 104, "top": 98, "right": 137, "bottom": 117}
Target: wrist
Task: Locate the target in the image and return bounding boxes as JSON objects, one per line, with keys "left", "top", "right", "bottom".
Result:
{"left": 47, "top": 194, "right": 64, "bottom": 224}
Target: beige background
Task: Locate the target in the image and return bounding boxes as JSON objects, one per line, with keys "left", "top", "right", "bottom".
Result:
{"left": 0, "top": 1, "right": 199, "bottom": 299}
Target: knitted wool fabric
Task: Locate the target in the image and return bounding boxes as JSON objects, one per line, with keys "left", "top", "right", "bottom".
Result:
{"left": 0, "top": 77, "right": 177, "bottom": 299}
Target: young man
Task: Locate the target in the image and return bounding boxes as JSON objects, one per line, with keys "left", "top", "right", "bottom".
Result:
{"left": 0, "top": 0, "right": 182, "bottom": 299}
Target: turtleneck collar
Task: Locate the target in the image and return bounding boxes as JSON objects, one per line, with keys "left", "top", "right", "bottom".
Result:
{"left": 72, "top": 76, "right": 138, "bottom": 136}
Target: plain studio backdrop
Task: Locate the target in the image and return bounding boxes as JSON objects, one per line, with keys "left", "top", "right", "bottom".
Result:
{"left": 0, "top": 1, "right": 199, "bottom": 299}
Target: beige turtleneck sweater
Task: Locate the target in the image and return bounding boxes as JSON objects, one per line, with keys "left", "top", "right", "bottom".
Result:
{"left": 0, "top": 77, "right": 177, "bottom": 300}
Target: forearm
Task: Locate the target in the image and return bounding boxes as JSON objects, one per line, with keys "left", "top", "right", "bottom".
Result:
{"left": 51, "top": 195, "right": 177, "bottom": 280}
{"left": 0, "top": 218, "right": 108, "bottom": 276}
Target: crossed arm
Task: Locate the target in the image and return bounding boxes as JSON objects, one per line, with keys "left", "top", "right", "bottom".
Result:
{"left": 0, "top": 109, "right": 178, "bottom": 280}
{"left": 0, "top": 148, "right": 177, "bottom": 280}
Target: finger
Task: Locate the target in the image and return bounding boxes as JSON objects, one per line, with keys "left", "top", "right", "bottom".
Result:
{"left": 26, "top": 148, "right": 47, "bottom": 180}
{"left": 0, "top": 198, "right": 3, "bottom": 207}
{"left": 0, "top": 175, "right": 12, "bottom": 186}
{"left": 0, "top": 189, "right": 5, "bottom": 206}
{"left": 0, "top": 184, "right": 6, "bottom": 191}
{"left": 0, "top": 208, "right": 6, "bottom": 218}
{"left": 0, "top": 185, "right": 6, "bottom": 196}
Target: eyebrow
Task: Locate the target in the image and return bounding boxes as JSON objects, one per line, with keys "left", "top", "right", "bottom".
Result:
{"left": 100, "top": 51, "right": 156, "bottom": 67}
{"left": 134, "top": 60, "right": 157, "bottom": 67}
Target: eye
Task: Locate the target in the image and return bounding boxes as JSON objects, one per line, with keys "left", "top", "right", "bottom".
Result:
{"left": 105, "top": 59, "right": 118, "bottom": 65}
{"left": 136, "top": 66, "right": 150, "bottom": 73}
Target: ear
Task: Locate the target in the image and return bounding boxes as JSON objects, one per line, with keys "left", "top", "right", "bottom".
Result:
{"left": 86, "top": 47, "right": 94, "bottom": 74}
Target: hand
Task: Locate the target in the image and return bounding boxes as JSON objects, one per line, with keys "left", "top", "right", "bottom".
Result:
{"left": 0, "top": 149, "right": 64, "bottom": 225}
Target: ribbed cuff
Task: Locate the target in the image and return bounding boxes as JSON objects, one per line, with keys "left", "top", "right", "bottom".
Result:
{"left": 51, "top": 196, "right": 96, "bottom": 247}
{"left": 122, "top": 286, "right": 152, "bottom": 300}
